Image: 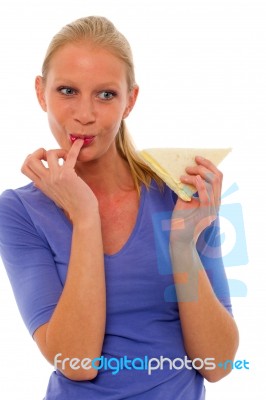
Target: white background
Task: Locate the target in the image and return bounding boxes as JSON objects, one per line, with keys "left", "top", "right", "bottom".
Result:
{"left": 0, "top": 0, "right": 265, "bottom": 398}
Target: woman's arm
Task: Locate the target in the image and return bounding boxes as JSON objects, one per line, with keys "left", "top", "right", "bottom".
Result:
{"left": 170, "top": 241, "right": 239, "bottom": 382}
{"left": 34, "top": 213, "right": 106, "bottom": 381}
{"left": 22, "top": 140, "right": 106, "bottom": 381}
{"left": 170, "top": 156, "right": 239, "bottom": 382}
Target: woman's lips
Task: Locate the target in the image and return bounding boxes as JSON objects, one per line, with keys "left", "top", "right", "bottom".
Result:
{"left": 69, "top": 134, "right": 95, "bottom": 146}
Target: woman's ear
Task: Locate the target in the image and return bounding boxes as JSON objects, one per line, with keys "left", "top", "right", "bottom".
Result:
{"left": 35, "top": 76, "right": 47, "bottom": 111}
{"left": 123, "top": 85, "right": 139, "bottom": 119}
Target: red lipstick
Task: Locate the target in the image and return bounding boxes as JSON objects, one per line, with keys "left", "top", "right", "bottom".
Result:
{"left": 70, "top": 134, "right": 95, "bottom": 146}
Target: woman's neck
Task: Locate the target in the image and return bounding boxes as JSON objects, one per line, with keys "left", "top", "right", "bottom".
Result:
{"left": 75, "top": 150, "right": 135, "bottom": 198}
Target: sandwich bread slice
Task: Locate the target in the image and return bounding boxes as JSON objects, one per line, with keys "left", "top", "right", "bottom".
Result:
{"left": 138, "top": 148, "right": 231, "bottom": 201}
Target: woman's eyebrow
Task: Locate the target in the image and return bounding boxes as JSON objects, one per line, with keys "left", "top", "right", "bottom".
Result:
{"left": 53, "top": 79, "right": 121, "bottom": 88}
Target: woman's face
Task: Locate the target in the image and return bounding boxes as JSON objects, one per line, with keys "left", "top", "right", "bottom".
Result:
{"left": 36, "top": 42, "right": 138, "bottom": 162}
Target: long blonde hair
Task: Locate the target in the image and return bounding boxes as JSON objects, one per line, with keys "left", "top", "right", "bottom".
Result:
{"left": 42, "top": 16, "right": 163, "bottom": 195}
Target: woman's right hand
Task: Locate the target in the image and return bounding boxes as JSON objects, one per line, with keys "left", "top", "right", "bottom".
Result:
{"left": 21, "top": 139, "right": 98, "bottom": 223}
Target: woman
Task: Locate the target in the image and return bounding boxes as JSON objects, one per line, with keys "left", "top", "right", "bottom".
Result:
{"left": 0, "top": 16, "right": 238, "bottom": 399}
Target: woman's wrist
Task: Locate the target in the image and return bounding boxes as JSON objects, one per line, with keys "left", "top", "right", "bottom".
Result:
{"left": 66, "top": 201, "right": 100, "bottom": 225}
{"left": 169, "top": 233, "right": 196, "bottom": 252}
{"left": 170, "top": 240, "right": 203, "bottom": 271}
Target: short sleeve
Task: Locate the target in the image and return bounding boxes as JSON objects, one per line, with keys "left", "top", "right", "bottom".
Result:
{"left": 0, "top": 190, "right": 63, "bottom": 336}
{"left": 196, "top": 216, "right": 233, "bottom": 315}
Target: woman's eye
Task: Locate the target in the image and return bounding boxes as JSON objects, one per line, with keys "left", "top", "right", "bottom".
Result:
{"left": 98, "top": 91, "right": 116, "bottom": 100}
{"left": 58, "top": 87, "right": 76, "bottom": 96}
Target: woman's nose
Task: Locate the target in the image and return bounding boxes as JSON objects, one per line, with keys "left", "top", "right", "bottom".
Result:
{"left": 74, "top": 97, "right": 96, "bottom": 125}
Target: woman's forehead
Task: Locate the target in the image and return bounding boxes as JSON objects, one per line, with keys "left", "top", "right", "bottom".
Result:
{"left": 47, "top": 42, "right": 128, "bottom": 85}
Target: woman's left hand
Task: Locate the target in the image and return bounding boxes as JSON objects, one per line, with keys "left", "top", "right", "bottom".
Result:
{"left": 170, "top": 156, "right": 223, "bottom": 245}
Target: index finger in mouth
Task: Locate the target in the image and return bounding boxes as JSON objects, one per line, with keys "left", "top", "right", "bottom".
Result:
{"left": 65, "top": 139, "right": 84, "bottom": 167}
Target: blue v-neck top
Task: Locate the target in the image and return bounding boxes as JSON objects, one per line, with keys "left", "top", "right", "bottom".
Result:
{"left": 0, "top": 181, "right": 232, "bottom": 399}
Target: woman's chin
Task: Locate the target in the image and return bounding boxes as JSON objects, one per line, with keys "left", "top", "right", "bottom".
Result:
{"left": 76, "top": 147, "right": 97, "bottom": 163}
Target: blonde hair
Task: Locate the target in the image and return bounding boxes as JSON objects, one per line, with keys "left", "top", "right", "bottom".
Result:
{"left": 42, "top": 16, "right": 163, "bottom": 195}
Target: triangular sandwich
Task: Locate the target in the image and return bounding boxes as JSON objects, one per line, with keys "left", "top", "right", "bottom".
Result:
{"left": 138, "top": 148, "right": 231, "bottom": 201}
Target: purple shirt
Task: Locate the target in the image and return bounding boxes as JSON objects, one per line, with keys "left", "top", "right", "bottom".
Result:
{"left": 0, "top": 181, "right": 232, "bottom": 399}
